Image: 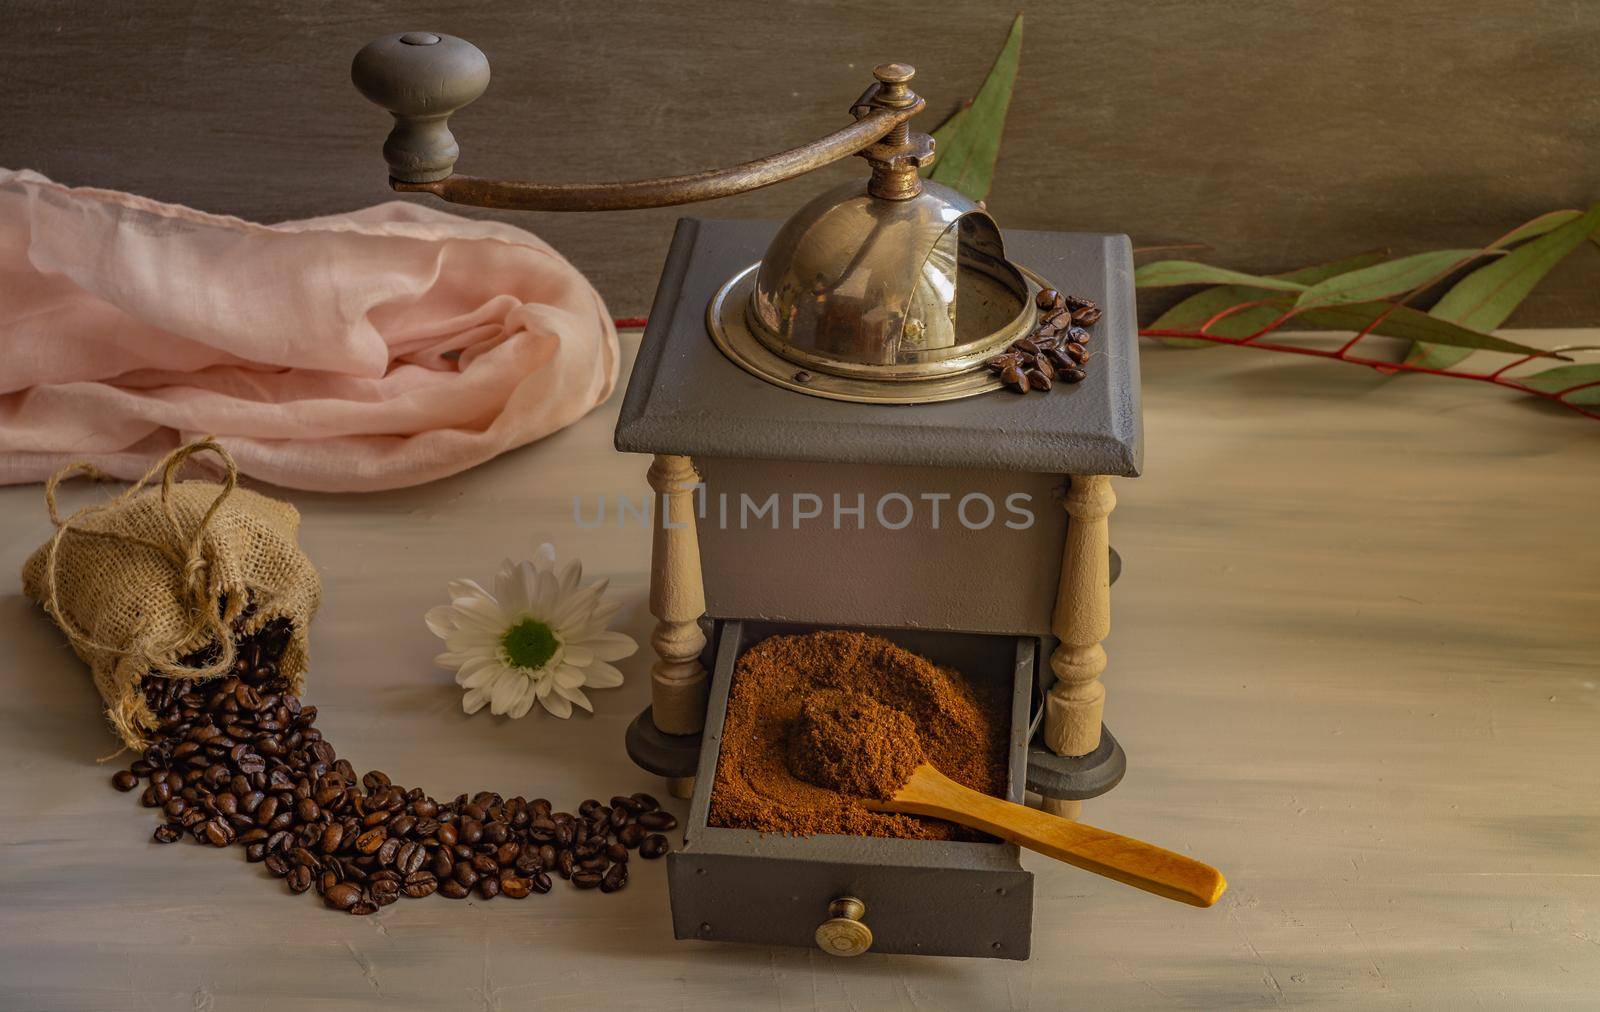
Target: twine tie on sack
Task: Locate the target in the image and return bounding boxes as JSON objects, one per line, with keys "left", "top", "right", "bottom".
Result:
{"left": 42, "top": 439, "right": 243, "bottom": 681}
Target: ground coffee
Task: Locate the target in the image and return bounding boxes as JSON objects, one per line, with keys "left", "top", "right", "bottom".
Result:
{"left": 785, "top": 690, "right": 924, "bottom": 800}
{"left": 708, "top": 631, "right": 1007, "bottom": 840}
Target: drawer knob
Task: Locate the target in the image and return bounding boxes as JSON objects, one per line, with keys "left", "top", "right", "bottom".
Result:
{"left": 815, "top": 896, "right": 872, "bottom": 957}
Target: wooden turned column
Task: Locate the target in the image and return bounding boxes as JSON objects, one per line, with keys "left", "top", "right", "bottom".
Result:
{"left": 646, "top": 454, "right": 709, "bottom": 800}
{"left": 1042, "top": 474, "right": 1116, "bottom": 820}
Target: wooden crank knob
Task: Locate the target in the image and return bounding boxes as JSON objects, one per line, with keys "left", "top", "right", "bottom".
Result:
{"left": 351, "top": 32, "right": 490, "bottom": 183}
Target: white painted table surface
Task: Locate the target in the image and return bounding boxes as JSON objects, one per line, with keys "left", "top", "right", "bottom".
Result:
{"left": 2, "top": 329, "right": 1597, "bottom": 1011}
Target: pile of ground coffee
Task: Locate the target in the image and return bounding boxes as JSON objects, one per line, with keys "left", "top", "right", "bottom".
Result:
{"left": 109, "top": 606, "right": 674, "bottom": 914}
{"left": 708, "top": 630, "right": 1007, "bottom": 840}
{"left": 785, "top": 689, "right": 924, "bottom": 800}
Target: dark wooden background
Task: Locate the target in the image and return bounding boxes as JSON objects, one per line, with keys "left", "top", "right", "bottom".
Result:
{"left": 5, "top": 0, "right": 1598, "bottom": 322}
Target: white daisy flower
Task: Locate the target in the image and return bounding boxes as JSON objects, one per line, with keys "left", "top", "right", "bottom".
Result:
{"left": 424, "top": 544, "right": 637, "bottom": 719}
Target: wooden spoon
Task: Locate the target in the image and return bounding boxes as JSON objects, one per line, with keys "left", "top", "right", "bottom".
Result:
{"left": 863, "top": 763, "right": 1227, "bottom": 908}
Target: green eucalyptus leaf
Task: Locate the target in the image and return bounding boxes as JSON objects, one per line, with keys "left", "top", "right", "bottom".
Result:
{"left": 1515, "top": 364, "right": 1600, "bottom": 405}
{"left": 1294, "top": 249, "right": 1488, "bottom": 310}
{"left": 1408, "top": 203, "right": 1600, "bottom": 370}
{"left": 1135, "top": 261, "right": 1308, "bottom": 292}
{"left": 927, "top": 15, "right": 1023, "bottom": 201}
{"left": 1276, "top": 249, "right": 1394, "bottom": 285}
{"left": 1489, "top": 208, "right": 1583, "bottom": 249}
{"left": 1147, "top": 287, "right": 1285, "bottom": 345}
{"left": 1293, "top": 302, "right": 1560, "bottom": 358}
{"left": 1145, "top": 251, "right": 1391, "bottom": 347}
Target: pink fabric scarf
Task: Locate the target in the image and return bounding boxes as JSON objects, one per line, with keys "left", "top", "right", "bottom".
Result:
{"left": 0, "top": 169, "right": 619, "bottom": 492}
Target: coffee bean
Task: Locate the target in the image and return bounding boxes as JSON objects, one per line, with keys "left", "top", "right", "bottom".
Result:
{"left": 1001, "top": 364, "right": 1028, "bottom": 393}
{"left": 376, "top": 836, "right": 401, "bottom": 866}
{"left": 640, "top": 834, "right": 670, "bottom": 859}
{"left": 438, "top": 879, "right": 470, "bottom": 900}
{"left": 1072, "top": 306, "right": 1102, "bottom": 325}
{"left": 1036, "top": 288, "right": 1062, "bottom": 310}
{"left": 1064, "top": 293, "right": 1096, "bottom": 311}
{"left": 323, "top": 882, "right": 361, "bottom": 911}
{"left": 1060, "top": 366, "right": 1087, "bottom": 383}
{"left": 204, "top": 820, "right": 232, "bottom": 847}
{"left": 638, "top": 811, "right": 677, "bottom": 832}
{"left": 1026, "top": 368, "right": 1052, "bottom": 391}
{"left": 370, "top": 877, "right": 400, "bottom": 905}
{"left": 401, "top": 871, "right": 438, "bottom": 898}
{"left": 1033, "top": 356, "right": 1056, "bottom": 381}
{"left": 319, "top": 823, "right": 344, "bottom": 854}
{"left": 396, "top": 842, "right": 425, "bottom": 876}
{"left": 1067, "top": 326, "right": 1091, "bottom": 345}
{"left": 500, "top": 875, "right": 530, "bottom": 899}
{"left": 119, "top": 614, "right": 652, "bottom": 916}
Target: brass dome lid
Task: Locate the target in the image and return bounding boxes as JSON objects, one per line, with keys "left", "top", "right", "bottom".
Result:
{"left": 710, "top": 178, "right": 1043, "bottom": 404}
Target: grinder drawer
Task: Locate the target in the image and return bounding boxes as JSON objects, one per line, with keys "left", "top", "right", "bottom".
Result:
{"left": 667, "top": 619, "right": 1036, "bottom": 959}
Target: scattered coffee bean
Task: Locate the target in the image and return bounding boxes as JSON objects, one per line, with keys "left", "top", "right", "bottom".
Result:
{"left": 1000, "top": 364, "right": 1029, "bottom": 394}
{"left": 640, "top": 834, "right": 670, "bottom": 860}
{"left": 111, "top": 610, "right": 673, "bottom": 915}
{"left": 996, "top": 287, "right": 1101, "bottom": 396}
{"left": 637, "top": 811, "right": 678, "bottom": 832}
{"left": 324, "top": 882, "right": 362, "bottom": 911}
{"left": 402, "top": 871, "right": 438, "bottom": 898}
{"left": 500, "top": 875, "right": 531, "bottom": 899}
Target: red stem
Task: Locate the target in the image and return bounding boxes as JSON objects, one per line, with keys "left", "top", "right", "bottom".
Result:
{"left": 1141, "top": 327, "right": 1600, "bottom": 420}
{"left": 614, "top": 316, "right": 1597, "bottom": 421}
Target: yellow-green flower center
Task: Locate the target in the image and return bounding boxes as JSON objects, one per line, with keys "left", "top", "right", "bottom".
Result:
{"left": 501, "top": 617, "right": 559, "bottom": 670}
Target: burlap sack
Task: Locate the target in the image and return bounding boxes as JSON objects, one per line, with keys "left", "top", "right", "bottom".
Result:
{"left": 22, "top": 439, "right": 321, "bottom": 750}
